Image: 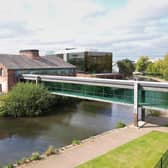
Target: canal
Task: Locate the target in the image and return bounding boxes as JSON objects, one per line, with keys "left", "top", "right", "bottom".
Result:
{"left": 0, "top": 100, "right": 133, "bottom": 166}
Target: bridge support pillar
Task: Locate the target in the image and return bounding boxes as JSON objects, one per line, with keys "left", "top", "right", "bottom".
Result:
{"left": 134, "top": 82, "right": 139, "bottom": 127}
{"left": 141, "top": 108, "right": 145, "bottom": 121}
{"left": 134, "top": 113, "right": 138, "bottom": 127}
{"left": 36, "top": 76, "right": 41, "bottom": 85}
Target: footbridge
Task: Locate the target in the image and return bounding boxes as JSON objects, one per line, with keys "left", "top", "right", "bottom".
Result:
{"left": 21, "top": 74, "right": 168, "bottom": 126}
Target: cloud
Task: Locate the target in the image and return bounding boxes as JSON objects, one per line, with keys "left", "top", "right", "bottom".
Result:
{"left": 0, "top": 0, "right": 167, "bottom": 60}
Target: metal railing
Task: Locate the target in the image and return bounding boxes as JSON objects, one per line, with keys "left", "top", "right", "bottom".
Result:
{"left": 154, "top": 150, "right": 168, "bottom": 168}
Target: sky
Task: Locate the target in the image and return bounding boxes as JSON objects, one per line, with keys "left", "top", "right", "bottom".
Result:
{"left": 0, "top": 0, "right": 168, "bottom": 60}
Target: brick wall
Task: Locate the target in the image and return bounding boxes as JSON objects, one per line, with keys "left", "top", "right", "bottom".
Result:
{"left": 0, "top": 64, "right": 17, "bottom": 93}
{"left": 7, "top": 70, "right": 17, "bottom": 91}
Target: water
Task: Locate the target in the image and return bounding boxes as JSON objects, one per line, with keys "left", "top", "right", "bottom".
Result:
{"left": 0, "top": 100, "right": 133, "bottom": 166}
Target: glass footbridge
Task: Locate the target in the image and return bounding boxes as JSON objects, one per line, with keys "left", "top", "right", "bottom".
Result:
{"left": 21, "top": 74, "right": 168, "bottom": 126}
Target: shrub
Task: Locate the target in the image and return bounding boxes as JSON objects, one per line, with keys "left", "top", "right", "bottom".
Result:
{"left": 0, "top": 83, "right": 55, "bottom": 117}
{"left": 148, "top": 110, "right": 160, "bottom": 117}
{"left": 72, "top": 139, "right": 81, "bottom": 145}
{"left": 16, "top": 157, "right": 28, "bottom": 165}
{"left": 3, "top": 164, "right": 14, "bottom": 168}
{"left": 30, "top": 152, "right": 41, "bottom": 161}
{"left": 115, "top": 121, "right": 126, "bottom": 128}
{"left": 44, "top": 145, "right": 55, "bottom": 156}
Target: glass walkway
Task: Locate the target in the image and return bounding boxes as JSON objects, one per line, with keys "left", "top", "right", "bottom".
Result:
{"left": 21, "top": 74, "right": 168, "bottom": 110}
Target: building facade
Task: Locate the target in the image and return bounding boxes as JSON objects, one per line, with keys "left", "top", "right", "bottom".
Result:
{"left": 0, "top": 49, "right": 76, "bottom": 93}
{"left": 54, "top": 49, "right": 112, "bottom": 74}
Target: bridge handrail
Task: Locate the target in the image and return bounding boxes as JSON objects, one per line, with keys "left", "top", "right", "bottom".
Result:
{"left": 21, "top": 74, "right": 134, "bottom": 89}
{"left": 21, "top": 74, "right": 168, "bottom": 91}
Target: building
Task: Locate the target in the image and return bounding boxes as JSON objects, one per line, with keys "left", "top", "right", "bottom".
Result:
{"left": 0, "top": 49, "right": 76, "bottom": 93}
{"left": 53, "top": 49, "right": 112, "bottom": 74}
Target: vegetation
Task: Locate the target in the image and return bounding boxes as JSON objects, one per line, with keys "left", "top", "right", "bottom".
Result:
{"left": 134, "top": 53, "right": 168, "bottom": 80}
{"left": 0, "top": 82, "right": 76, "bottom": 117}
{"left": 16, "top": 157, "right": 28, "bottom": 165}
{"left": 0, "top": 83, "right": 55, "bottom": 117}
{"left": 3, "top": 164, "right": 14, "bottom": 168}
{"left": 147, "top": 109, "right": 160, "bottom": 117}
{"left": 78, "top": 131, "right": 168, "bottom": 168}
{"left": 72, "top": 139, "right": 81, "bottom": 145}
{"left": 115, "top": 121, "right": 126, "bottom": 128}
{"left": 44, "top": 145, "right": 55, "bottom": 156}
{"left": 136, "top": 56, "right": 151, "bottom": 72}
{"left": 117, "top": 59, "right": 135, "bottom": 77}
{"left": 4, "top": 146, "right": 56, "bottom": 167}
{"left": 30, "top": 152, "right": 41, "bottom": 161}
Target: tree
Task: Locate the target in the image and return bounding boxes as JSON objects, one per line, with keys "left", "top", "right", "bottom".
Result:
{"left": 0, "top": 83, "right": 55, "bottom": 117}
{"left": 163, "top": 68, "right": 168, "bottom": 80}
{"left": 117, "top": 59, "right": 135, "bottom": 77}
{"left": 136, "top": 56, "right": 151, "bottom": 72}
{"left": 146, "top": 59, "right": 163, "bottom": 75}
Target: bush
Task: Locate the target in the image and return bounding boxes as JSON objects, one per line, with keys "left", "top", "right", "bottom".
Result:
{"left": 0, "top": 83, "right": 55, "bottom": 117}
{"left": 44, "top": 145, "right": 55, "bottom": 156}
{"left": 72, "top": 139, "right": 81, "bottom": 145}
{"left": 115, "top": 121, "right": 126, "bottom": 128}
{"left": 3, "top": 164, "right": 14, "bottom": 168}
{"left": 30, "top": 152, "right": 41, "bottom": 161}
{"left": 16, "top": 157, "right": 29, "bottom": 165}
{"left": 148, "top": 110, "right": 160, "bottom": 117}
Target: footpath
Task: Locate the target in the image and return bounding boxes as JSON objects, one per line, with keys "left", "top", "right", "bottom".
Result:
{"left": 19, "top": 124, "right": 168, "bottom": 168}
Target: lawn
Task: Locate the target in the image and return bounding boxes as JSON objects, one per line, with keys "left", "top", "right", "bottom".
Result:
{"left": 77, "top": 131, "right": 168, "bottom": 168}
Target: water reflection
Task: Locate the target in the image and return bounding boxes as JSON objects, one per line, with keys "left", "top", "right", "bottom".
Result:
{"left": 0, "top": 100, "right": 133, "bottom": 166}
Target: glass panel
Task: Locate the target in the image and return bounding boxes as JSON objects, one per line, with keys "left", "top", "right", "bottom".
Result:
{"left": 139, "top": 90, "right": 168, "bottom": 109}
{"left": 42, "top": 81, "right": 134, "bottom": 104}
{"left": 16, "top": 68, "right": 75, "bottom": 76}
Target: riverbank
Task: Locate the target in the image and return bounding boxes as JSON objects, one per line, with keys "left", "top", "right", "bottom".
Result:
{"left": 18, "top": 123, "right": 168, "bottom": 168}
{"left": 134, "top": 75, "right": 167, "bottom": 82}
{"left": 0, "top": 101, "right": 133, "bottom": 167}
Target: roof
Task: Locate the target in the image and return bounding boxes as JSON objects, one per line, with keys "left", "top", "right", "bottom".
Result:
{"left": 0, "top": 54, "right": 75, "bottom": 70}
{"left": 53, "top": 48, "right": 112, "bottom": 55}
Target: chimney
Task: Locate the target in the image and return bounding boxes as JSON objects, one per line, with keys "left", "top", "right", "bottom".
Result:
{"left": 19, "top": 49, "right": 40, "bottom": 59}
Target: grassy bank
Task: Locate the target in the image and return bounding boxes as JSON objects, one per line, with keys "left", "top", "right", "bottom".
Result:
{"left": 78, "top": 131, "right": 168, "bottom": 168}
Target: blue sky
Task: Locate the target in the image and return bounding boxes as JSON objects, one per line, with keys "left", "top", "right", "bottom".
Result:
{"left": 0, "top": 0, "right": 168, "bottom": 61}
{"left": 94, "top": 0, "right": 128, "bottom": 10}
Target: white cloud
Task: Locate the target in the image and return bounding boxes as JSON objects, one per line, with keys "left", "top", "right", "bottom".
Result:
{"left": 0, "top": 0, "right": 167, "bottom": 59}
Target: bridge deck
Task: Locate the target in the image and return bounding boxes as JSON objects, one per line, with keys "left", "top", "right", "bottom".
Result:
{"left": 21, "top": 74, "right": 168, "bottom": 110}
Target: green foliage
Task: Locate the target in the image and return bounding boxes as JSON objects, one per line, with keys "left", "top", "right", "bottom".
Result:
{"left": 2, "top": 164, "right": 14, "bottom": 168}
{"left": 44, "top": 145, "right": 55, "bottom": 156}
{"left": 115, "top": 121, "right": 126, "bottom": 128}
{"left": 0, "top": 83, "right": 55, "bottom": 117}
{"left": 30, "top": 152, "right": 41, "bottom": 161}
{"left": 163, "top": 68, "right": 168, "bottom": 80}
{"left": 136, "top": 56, "right": 150, "bottom": 72}
{"left": 72, "top": 139, "right": 81, "bottom": 145}
{"left": 136, "top": 56, "right": 151, "bottom": 72}
{"left": 16, "top": 157, "right": 28, "bottom": 165}
{"left": 117, "top": 59, "right": 135, "bottom": 77}
{"left": 148, "top": 110, "right": 160, "bottom": 117}
{"left": 145, "top": 54, "right": 168, "bottom": 80}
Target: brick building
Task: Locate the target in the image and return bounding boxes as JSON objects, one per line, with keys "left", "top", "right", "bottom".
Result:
{"left": 0, "top": 49, "right": 76, "bottom": 93}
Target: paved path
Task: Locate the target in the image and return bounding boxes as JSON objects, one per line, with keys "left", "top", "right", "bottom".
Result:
{"left": 19, "top": 124, "right": 168, "bottom": 168}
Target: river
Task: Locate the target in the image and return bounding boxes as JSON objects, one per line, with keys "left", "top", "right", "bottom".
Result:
{"left": 0, "top": 100, "right": 133, "bottom": 166}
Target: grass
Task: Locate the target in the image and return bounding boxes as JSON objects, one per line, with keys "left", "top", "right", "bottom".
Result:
{"left": 77, "top": 131, "right": 168, "bottom": 168}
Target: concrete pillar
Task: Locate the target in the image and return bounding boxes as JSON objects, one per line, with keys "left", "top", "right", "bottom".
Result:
{"left": 134, "top": 81, "right": 139, "bottom": 127}
{"left": 141, "top": 108, "right": 145, "bottom": 121}
{"left": 36, "top": 76, "right": 41, "bottom": 85}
